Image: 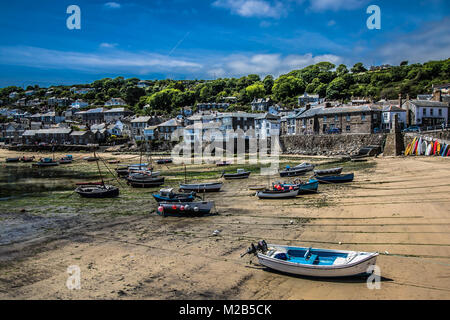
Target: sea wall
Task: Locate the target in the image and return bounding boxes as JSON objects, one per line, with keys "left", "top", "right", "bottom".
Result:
{"left": 280, "top": 133, "right": 386, "bottom": 156}
{"left": 404, "top": 130, "right": 450, "bottom": 146}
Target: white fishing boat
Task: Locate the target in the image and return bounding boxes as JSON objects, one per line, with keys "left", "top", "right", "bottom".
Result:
{"left": 242, "top": 241, "right": 378, "bottom": 277}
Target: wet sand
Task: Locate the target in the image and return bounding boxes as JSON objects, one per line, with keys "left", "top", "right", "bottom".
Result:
{"left": 0, "top": 149, "right": 449, "bottom": 299}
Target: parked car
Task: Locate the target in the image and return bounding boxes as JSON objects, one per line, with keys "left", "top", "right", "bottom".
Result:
{"left": 402, "top": 126, "right": 420, "bottom": 132}
{"left": 327, "top": 128, "right": 341, "bottom": 134}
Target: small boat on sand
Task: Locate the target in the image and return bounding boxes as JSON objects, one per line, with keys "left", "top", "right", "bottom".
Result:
{"left": 257, "top": 188, "right": 298, "bottom": 199}
{"left": 6, "top": 157, "right": 20, "bottom": 163}
{"left": 222, "top": 169, "right": 251, "bottom": 180}
{"left": 157, "top": 201, "right": 215, "bottom": 217}
{"left": 152, "top": 188, "right": 196, "bottom": 203}
{"left": 314, "top": 167, "right": 343, "bottom": 176}
{"left": 280, "top": 163, "right": 315, "bottom": 177}
{"left": 315, "top": 173, "right": 354, "bottom": 184}
{"left": 59, "top": 155, "right": 73, "bottom": 164}
{"left": 127, "top": 176, "right": 165, "bottom": 188}
{"left": 180, "top": 182, "right": 223, "bottom": 193}
{"left": 20, "top": 156, "right": 35, "bottom": 163}
{"left": 241, "top": 240, "right": 378, "bottom": 278}
{"left": 276, "top": 179, "right": 319, "bottom": 194}
{"left": 32, "top": 158, "right": 59, "bottom": 167}
{"left": 156, "top": 159, "right": 173, "bottom": 164}
{"left": 128, "top": 170, "right": 160, "bottom": 179}
{"left": 108, "top": 160, "right": 120, "bottom": 164}
{"left": 216, "top": 161, "right": 232, "bottom": 167}
{"left": 75, "top": 185, "right": 119, "bottom": 198}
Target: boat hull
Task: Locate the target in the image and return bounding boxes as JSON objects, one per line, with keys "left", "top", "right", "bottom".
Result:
{"left": 127, "top": 177, "right": 165, "bottom": 188}
{"left": 315, "top": 173, "right": 354, "bottom": 184}
{"left": 157, "top": 201, "right": 214, "bottom": 217}
{"left": 75, "top": 185, "right": 119, "bottom": 198}
{"left": 257, "top": 189, "right": 299, "bottom": 199}
{"left": 180, "top": 183, "right": 223, "bottom": 193}
{"left": 32, "top": 162, "right": 59, "bottom": 167}
{"left": 314, "top": 167, "right": 343, "bottom": 176}
{"left": 280, "top": 180, "right": 319, "bottom": 194}
{"left": 156, "top": 159, "right": 173, "bottom": 164}
{"left": 257, "top": 253, "right": 378, "bottom": 277}
{"left": 223, "top": 172, "right": 251, "bottom": 180}
{"left": 152, "top": 194, "right": 195, "bottom": 202}
{"left": 280, "top": 169, "right": 309, "bottom": 177}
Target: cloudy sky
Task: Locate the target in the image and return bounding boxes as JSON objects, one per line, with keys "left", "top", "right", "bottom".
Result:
{"left": 0, "top": 0, "right": 449, "bottom": 87}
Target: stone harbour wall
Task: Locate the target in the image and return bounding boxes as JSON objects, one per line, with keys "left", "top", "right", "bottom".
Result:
{"left": 280, "top": 134, "right": 386, "bottom": 156}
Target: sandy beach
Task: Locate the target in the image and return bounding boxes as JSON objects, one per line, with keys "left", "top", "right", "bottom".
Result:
{"left": 0, "top": 149, "right": 449, "bottom": 300}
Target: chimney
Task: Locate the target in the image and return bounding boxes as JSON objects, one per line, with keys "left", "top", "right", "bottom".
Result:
{"left": 433, "top": 90, "right": 442, "bottom": 102}
{"left": 398, "top": 94, "right": 403, "bottom": 108}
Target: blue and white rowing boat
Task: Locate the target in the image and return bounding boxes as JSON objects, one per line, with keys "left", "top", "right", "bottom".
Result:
{"left": 242, "top": 240, "right": 378, "bottom": 277}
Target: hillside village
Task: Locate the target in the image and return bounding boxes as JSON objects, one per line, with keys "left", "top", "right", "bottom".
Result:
{"left": 1, "top": 60, "right": 449, "bottom": 149}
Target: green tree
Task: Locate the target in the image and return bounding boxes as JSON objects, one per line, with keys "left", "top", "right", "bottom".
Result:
{"left": 245, "top": 82, "right": 266, "bottom": 100}
{"left": 326, "top": 77, "right": 347, "bottom": 100}
{"left": 263, "top": 75, "right": 274, "bottom": 95}
{"left": 272, "top": 76, "right": 306, "bottom": 102}
{"left": 351, "top": 62, "right": 367, "bottom": 73}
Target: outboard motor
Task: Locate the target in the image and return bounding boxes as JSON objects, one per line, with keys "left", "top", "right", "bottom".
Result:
{"left": 240, "top": 243, "right": 257, "bottom": 257}
{"left": 257, "top": 240, "right": 268, "bottom": 253}
{"left": 240, "top": 240, "right": 269, "bottom": 257}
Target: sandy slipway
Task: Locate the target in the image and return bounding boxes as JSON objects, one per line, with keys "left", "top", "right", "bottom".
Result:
{"left": 0, "top": 149, "right": 449, "bottom": 299}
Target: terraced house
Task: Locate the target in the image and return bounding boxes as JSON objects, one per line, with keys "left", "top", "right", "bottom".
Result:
{"left": 296, "top": 104, "right": 383, "bottom": 135}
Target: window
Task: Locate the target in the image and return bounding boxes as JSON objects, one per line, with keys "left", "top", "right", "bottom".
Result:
{"left": 323, "top": 116, "right": 327, "bottom": 123}
{"left": 361, "top": 114, "right": 366, "bottom": 121}
{"left": 335, "top": 115, "right": 338, "bottom": 122}
{"left": 430, "top": 109, "right": 434, "bottom": 116}
{"left": 373, "top": 113, "right": 377, "bottom": 120}
{"left": 423, "top": 108, "right": 426, "bottom": 116}
{"left": 346, "top": 125, "right": 351, "bottom": 132}
{"left": 346, "top": 115, "right": 351, "bottom": 121}
{"left": 438, "top": 109, "right": 442, "bottom": 116}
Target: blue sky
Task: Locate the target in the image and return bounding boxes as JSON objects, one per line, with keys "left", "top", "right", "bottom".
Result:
{"left": 0, "top": 0, "right": 449, "bottom": 87}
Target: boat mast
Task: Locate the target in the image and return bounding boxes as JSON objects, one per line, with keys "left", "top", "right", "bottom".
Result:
{"left": 94, "top": 149, "right": 105, "bottom": 187}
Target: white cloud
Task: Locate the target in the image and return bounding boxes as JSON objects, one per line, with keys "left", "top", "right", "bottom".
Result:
{"left": 207, "top": 53, "right": 342, "bottom": 78}
{"left": 0, "top": 45, "right": 343, "bottom": 79}
{"left": 100, "top": 43, "right": 118, "bottom": 48}
{"left": 104, "top": 2, "right": 121, "bottom": 9}
{"left": 0, "top": 46, "right": 202, "bottom": 75}
{"left": 212, "top": 0, "right": 287, "bottom": 19}
{"left": 373, "top": 17, "right": 450, "bottom": 65}
{"left": 307, "top": 0, "right": 369, "bottom": 12}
